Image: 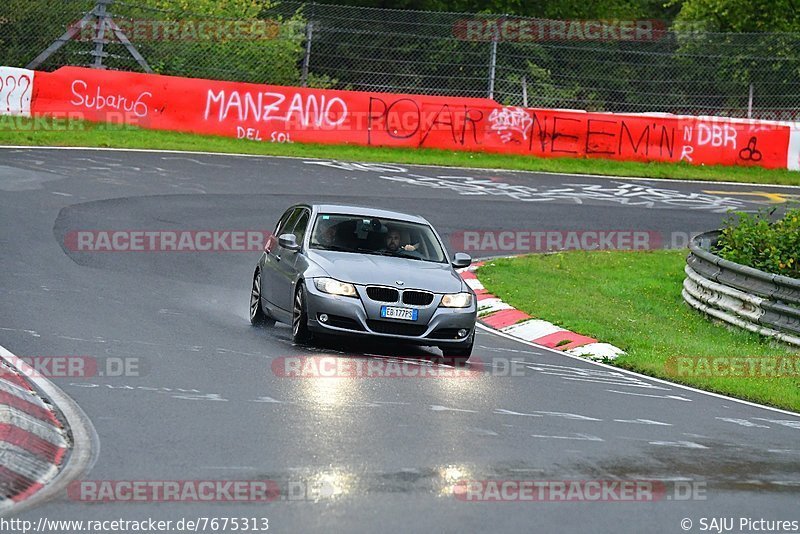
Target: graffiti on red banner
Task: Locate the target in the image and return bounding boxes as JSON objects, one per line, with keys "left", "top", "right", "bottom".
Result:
{"left": 14, "top": 65, "right": 800, "bottom": 171}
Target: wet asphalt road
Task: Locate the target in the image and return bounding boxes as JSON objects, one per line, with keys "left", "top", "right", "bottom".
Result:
{"left": 1, "top": 147, "right": 799, "bottom": 533}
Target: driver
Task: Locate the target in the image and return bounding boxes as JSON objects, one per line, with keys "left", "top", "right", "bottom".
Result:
{"left": 383, "top": 228, "right": 420, "bottom": 255}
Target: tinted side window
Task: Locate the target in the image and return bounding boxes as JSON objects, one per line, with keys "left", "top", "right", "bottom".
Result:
{"left": 290, "top": 210, "right": 310, "bottom": 245}
{"left": 267, "top": 208, "right": 297, "bottom": 252}
{"left": 280, "top": 209, "right": 303, "bottom": 237}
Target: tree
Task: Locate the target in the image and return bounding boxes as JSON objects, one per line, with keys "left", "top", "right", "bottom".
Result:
{"left": 673, "top": 0, "right": 800, "bottom": 32}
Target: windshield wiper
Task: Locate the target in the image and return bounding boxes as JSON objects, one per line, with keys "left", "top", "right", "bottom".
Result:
{"left": 359, "top": 248, "right": 425, "bottom": 260}
{"left": 395, "top": 251, "right": 423, "bottom": 260}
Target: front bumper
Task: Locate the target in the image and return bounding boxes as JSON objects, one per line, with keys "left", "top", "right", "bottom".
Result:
{"left": 304, "top": 281, "right": 476, "bottom": 347}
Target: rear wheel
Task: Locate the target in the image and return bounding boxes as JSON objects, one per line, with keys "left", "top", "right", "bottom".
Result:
{"left": 250, "top": 269, "right": 275, "bottom": 326}
{"left": 292, "top": 282, "right": 313, "bottom": 343}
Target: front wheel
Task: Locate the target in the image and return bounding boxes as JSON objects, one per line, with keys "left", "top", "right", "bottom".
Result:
{"left": 292, "top": 282, "right": 313, "bottom": 344}
{"left": 250, "top": 269, "right": 275, "bottom": 326}
{"left": 439, "top": 332, "right": 473, "bottom": 365}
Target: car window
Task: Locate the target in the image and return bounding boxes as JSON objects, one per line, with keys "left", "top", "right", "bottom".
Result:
{"left": 266, "top": 208, "right": 296, "bottom": 253}
{"left": 281, "top": 209, "right": 303, "bottom": 237}
{"left": 274, "top": 208, "right": 295, "bottom": 235}
{"left": 309, "top": 213, "right": 446, "bottom": 263}
{"left": 290, "top": 210, "right": 310, "bottom": 245}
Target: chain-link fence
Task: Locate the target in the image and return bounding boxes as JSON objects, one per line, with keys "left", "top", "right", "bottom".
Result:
{"left": 2, "top": 0, "right": 800, "bottom": 119}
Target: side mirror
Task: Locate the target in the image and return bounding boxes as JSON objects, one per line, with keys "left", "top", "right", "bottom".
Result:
{"left": 451, "top": 252, "right": 472, "bottom": 269}
{"left": 278, "top": 233, "right": 301, "bottom": 251}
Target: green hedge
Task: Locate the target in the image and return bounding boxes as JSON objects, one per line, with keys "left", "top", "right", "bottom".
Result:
{"left": 715, "top": 208, "right": 800, "bottom": 279}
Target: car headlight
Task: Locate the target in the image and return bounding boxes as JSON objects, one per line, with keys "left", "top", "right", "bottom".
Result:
{"left": 440, "top": 292, "right": 472, "bottom": 308}
{"left": 314, "top": 277, "right": 358, "bottom": 298}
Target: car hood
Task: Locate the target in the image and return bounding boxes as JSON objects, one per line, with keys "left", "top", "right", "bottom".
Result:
{"left": 307, "top": 250, "right": 465, "bottom": 293}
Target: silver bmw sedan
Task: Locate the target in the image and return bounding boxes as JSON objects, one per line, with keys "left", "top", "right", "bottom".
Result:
{"left": 249, "top": 204, "right": 476, "bottom": 362}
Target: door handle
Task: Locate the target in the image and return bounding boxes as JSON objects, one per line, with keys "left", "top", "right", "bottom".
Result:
{"left": 275, "top": 255, "right": 281, "bottom": 262}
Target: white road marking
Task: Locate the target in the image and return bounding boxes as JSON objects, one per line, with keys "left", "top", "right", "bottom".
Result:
{"left": 559, "top": 376, "right": 671, "bottom": 390}
{"left": 613, "top": 419, "right": 672, "bottom": 426}
{"left": 201, "top": 466, "right": 256, "bottom": 470}
{"left": 648, "top": 440, "right": 708, "bottom": 449}
{"left": 251, "top": 396, "right": 291, "bottom": 404}
{"left": 160, "top": 156, "right": 230, "bottom": 168}
{"left": 480, "top": 323, "right": 800, "bottom": 417}
{"left": 716, "top": 417, "right": 770, "bottom": 428}
{"left": 466, "top": 427, "right": 499, "bottom": 436}
{"left": 494, "top": 408, "right": 601, "bottom": 421}
{"left": 172, "top": 393, "right": 228, "bottom": 401}
{"left": 606, "top": 390, "right": 692, "bottom": 402}
{"left": 530, "top": 433, "right": 604, "bottom": 441}
{"left": 0, "top": 327, "right": 40, "bottom": 338}
{"left": 430, "top": 405, "right": 478, "bottom": 413}
{"left": 525, "top": 362, "right": 668, "bottom": 390}
{"left": 4, "top": 146, "right": 800, "bottom": 191}
{"left": 753, "top": 418, "right": 800, "bottom": 429}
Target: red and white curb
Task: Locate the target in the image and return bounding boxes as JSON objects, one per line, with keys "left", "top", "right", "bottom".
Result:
{"left": 458, "top": 262, "right": 626, "bottom": 361}
{"left": 0, "top": 345, "right": 96, "bottom": 516}
{"left": 0, "top": 356, "right": 69, "bottom": 511}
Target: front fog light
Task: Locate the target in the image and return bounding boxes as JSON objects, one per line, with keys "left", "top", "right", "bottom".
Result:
{"left": 319, "top": 313, "right": 329, "bottom": 323}
{"left": 457, "top": 329, "right": 468, "bottom": 338}
{"left": 440, "top": 292, "right": 472, "bottom": 308}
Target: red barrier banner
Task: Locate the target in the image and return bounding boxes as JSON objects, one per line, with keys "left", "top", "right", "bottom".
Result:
{"left": 7, "top": 65, "right": 799, "bottom": 170}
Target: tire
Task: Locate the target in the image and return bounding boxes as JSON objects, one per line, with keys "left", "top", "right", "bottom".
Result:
{"left": 250, "top": 269, "right": 275, "bottom": 326}
{"left": 292, "top": 282, "right": 313, "bottom": 344}
{"left": 439, "top": 332, "right": 473, "bottom": 365}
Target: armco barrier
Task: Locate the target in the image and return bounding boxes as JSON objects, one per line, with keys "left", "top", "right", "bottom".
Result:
{"left": 683, "top": 231, "right": 800, "bottom": 346}
{"left": 1, "top": 65, "right": 799, "bottom": 170}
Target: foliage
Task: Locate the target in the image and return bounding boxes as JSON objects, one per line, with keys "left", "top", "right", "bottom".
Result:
{"left": 0, "top": 0, "right": 314, "bottom": 87}
{"left": 672, "top": 0, "right": 800, "bottom": 32}
{"left": 716, "top": 209, "right": 800, "bottom": 278}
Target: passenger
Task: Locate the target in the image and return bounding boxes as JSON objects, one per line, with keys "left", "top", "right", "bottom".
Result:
{"left": 314, "top": 220, "right": 339, "bottom": 248}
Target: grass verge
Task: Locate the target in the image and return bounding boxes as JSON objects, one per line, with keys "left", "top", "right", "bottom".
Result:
{"left": 478, "top": 250, "right": 800, "bottom": 412}
{"left": 1, "top": 119, "right": 800, "bottom": 186}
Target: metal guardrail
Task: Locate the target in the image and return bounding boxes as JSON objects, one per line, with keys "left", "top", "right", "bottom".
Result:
{"left": 682, "top": 231, "right": 800, "bottom": 346}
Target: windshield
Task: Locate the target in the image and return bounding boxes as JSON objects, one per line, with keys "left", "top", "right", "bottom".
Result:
{"left": 309, "top": 213, "right": 447, "bottom": 263}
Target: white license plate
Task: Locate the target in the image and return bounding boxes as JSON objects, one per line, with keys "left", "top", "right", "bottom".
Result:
{"left": 381, "top": 306, "right": 418, "bottom": 321}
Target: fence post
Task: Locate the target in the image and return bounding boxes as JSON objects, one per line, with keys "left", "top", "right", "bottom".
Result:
{"left": 521, "top": 75, "right": 528, "bottom": 107}
{"left": 301, "top": 3, "right": 316, "bottom": 88}
{"left": 91, "top": 0, "right": 111, "bottom": 69}
{"left": 747, "top": 83, "right": 754, "bottom": 119}
{"left": 301, "top": 21, "right": 314, "bottom": 87}
{"left": 27, "top": 0, "right": 151, "bottom": 72}
{"left": 487, "top": 35, "right": 498, "bottom": 100}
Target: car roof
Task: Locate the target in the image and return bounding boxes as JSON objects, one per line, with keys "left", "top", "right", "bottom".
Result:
{"left": 306, "top": 204, "right": 430, "bottom": 224}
